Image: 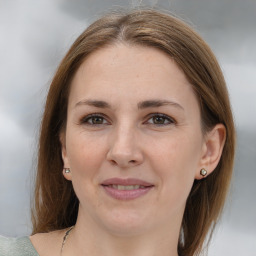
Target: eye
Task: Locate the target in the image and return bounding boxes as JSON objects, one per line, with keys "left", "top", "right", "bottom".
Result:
{"left": 146, "top": 113, "right": 175, "bottom": 126}
{"left": 80, "top": 114, "right": 109, "bottom": 126}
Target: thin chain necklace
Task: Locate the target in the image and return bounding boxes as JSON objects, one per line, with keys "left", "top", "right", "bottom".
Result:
{"left": 60, "top": 226, "right": 74, "bottom": 255}
{"left": 60, "top": 226, "right": 180, "bottom": 256}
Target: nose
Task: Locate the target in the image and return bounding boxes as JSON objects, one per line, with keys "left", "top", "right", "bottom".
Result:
{"left": 106, "top": 125, "right": 144, "bottom": 168}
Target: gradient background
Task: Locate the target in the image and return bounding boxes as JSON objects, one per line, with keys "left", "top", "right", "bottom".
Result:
{"left": 0, "top": 0, "right": 255, "bottom": 255}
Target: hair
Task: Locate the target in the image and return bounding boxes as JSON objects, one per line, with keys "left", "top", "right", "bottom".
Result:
{"left": 31, "top": 8, "right": 236, "bottom": 256}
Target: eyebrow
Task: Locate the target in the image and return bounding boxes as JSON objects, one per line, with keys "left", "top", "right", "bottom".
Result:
{"left": 75, "top": 99, "right": 111, "bottom": 108}
{"left": 75, "top": 99, "right": 184, "bottom": 111}
{"left": 137, "top": 100, "right": 184, "bottom": 110}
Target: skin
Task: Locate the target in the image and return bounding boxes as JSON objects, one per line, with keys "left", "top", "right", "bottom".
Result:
{"left": 30, "top": 44, "right": 226, "bottom": 256}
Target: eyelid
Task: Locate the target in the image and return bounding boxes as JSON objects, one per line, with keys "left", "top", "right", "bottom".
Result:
{"left": 144, "top": 113, "right": 176, "bottom": 125}
{"left": 79, "top": 112, "right": 176, "bottom": 126}
{"left": 80, "top": 112, "right": 110, "bottom": 125}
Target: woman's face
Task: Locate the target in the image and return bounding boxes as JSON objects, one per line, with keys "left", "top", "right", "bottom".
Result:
{"left": 61, "top": 44, "right": 207, "bottom": 236}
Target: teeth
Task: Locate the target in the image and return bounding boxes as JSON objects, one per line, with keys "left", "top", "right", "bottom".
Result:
{"left": 110, "top": 185, "right": 146, "bottom": 190}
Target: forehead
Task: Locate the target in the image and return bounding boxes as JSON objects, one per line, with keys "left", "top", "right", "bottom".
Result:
{"left": 69, "top": 44, "right": 198, "bottom": 111}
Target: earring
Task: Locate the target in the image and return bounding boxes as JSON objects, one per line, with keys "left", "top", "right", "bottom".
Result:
{"left": 64, "top": 168, "right": 71, "bottom": 173}
{"left": 200, "top": 168, "right": 207, "bottom": 177}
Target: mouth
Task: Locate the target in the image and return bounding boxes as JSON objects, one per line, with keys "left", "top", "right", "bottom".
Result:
{"left": 101, "top": 177, "right": 153, "bottom": 187}
{"left": 101, "top": 178, "right": 154, "bottom": 200}
{"left": 102, "top": 184, "right": 151, "bottom": 190}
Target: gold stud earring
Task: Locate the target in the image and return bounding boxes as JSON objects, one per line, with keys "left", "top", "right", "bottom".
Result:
{"left": 64, "top": 168, "right": 71, "bottom": 173}
{"left": 200, "top": 168, "right": 207, "bottom": 177}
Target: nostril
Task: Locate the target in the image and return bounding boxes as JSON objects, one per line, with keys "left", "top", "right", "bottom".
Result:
{"left": 110, "top": 160, "right": 117, "bottom": 165}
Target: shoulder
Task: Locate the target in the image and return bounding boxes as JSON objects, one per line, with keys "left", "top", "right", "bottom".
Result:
{"left": 29, "top": 229, "right": 66, "bottom": 256}
{"left": 0, "top": 235, "right": 39, "bottom": 256}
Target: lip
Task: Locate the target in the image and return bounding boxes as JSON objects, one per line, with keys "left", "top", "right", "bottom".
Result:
{"left": 101, "top": 178, "right": 153, "bottom": 187}
{"left": 101, "top": 178, "right": 154, "bottom": 200}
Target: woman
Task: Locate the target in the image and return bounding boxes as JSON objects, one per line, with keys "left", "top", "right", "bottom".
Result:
{"left": 0, "top": 8, "right": 235, "bottom": 256}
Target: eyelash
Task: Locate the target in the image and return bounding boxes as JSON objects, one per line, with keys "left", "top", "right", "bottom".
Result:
{"left": 145, "top": 113, "right": 176, "bottom": 126}
{"left": 80, "top": 112, "right": 176, "bottom": 126}
{"left": 80, "top": 113, "right": 109, "bottom": 126}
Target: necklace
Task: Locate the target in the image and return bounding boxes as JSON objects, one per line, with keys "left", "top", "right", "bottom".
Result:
{"left": 60, "top": 225, "right": 180, "bottom": 256}
{"left": 60, "top": 226, "right": 74, "bottom": 255}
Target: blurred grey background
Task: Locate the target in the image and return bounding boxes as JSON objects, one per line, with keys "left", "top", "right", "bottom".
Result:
{"left": 0, "top": 0, "right": 255, "bottom": 255}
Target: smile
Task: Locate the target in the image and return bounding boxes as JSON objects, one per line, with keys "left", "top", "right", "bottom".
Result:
{"left": 106, "top": 184, "right": 147, "bottom": 190}
{"left": 101, "top": 178, "right": 154, "bottom": 200}
{"left": 102, "top": 185, "right": 153, "bottom": 200}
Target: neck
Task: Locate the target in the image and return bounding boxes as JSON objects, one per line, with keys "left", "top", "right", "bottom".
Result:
{"left": 64, "top": 210, "right": 181, "bottom": 256}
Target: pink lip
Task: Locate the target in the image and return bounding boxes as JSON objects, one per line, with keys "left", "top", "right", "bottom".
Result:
{"left": 101, "top": 178, "right": 154, "bottom": 200}
{"left": 101, "top": 178, "right": 153, "bottom": 186}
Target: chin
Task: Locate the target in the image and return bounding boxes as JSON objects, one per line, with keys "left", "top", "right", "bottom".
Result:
{"left": 99, "top": 209, "right": 152, "bottom": 237}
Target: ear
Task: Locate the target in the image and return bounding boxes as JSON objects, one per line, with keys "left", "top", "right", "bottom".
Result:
{"left": 195, "top": 124, "right": 226, "bottom": 180}
{"left": 59, "top": 132, "right": 72, "bottom": 181}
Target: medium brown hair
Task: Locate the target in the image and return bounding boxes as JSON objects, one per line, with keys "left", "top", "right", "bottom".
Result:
{"left": 32, "top": 8, "right": 235, "bottom": 256}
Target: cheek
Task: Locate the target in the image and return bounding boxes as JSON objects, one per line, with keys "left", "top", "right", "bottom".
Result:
{"left": 150, "top": 132, "right": 201, "bottom": 171}
{"left": 148, "top": 133, "right": 202, "bottom": 202}
{"left": 65, "top": 131, "right": 108, "bottom": 209}
{"left": 66, "top": 131, "right": 106, "bottom": 180}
